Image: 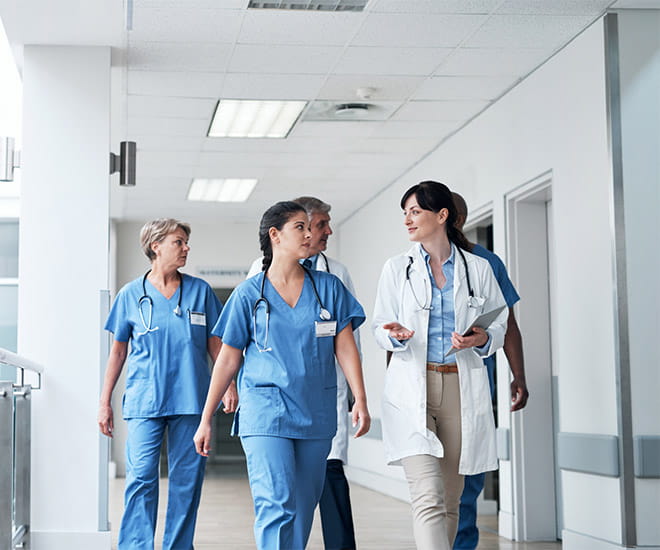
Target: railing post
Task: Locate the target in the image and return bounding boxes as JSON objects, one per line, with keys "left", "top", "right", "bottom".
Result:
{"left": 14, "top": 386, "right": 31, "bottom": 549}
{"left": 0, "top": 381, "right": 14, "bottom": 550}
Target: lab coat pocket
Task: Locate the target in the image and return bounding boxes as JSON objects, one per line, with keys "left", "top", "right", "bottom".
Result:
{"left": 238, "top": 386, "right": 284, "bottom": 435}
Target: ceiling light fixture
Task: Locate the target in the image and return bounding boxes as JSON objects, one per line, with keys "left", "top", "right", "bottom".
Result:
{"left": 187, "top": 178, "right": 258, "bottom": 202}
{"left": 208, "top": 100, "right": 307, "bottom": 138}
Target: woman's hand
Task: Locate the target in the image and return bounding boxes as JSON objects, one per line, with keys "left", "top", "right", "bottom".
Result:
{"left": 383, "top": 322, "right": 414, "bottom": 341}
{"left": 221, "top": 380, "right": 239, "bottom": 413}
{"left": 98, "top": 404, "right": 114, "bottom": 437}
{"left": 193, "top": 420, "right": 213, "bottom": 457}
{"left": 451, "top": 326, "right": 489, "bottom": 350}
{"left": 351, "top": 399, "right": 371, "bottom": 438}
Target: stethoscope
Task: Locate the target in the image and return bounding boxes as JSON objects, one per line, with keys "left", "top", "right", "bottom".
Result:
{"left": 137, "top": 270, "right": 183, "bottom": 336}
{"left": 405, "top": 246, "right": 480, "bottom": 311}
{"left": 253, "top": 266, "right": 331, "bottom": 352}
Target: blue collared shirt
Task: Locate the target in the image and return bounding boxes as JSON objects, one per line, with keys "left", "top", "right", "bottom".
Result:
{"left": 422, "top": 245, "right": 457, "bottom": 363}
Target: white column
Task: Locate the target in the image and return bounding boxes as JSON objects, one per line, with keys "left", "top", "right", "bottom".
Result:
{"left": 18, "top": 45, "right": 112, "bottom": 550}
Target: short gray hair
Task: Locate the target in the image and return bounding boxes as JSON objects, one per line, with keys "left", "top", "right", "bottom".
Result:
{"left": 292, "top": 196, "right": 331, "bottom": 217}
{"left": 140, "top": 218, "right": 191, "bottom": 261}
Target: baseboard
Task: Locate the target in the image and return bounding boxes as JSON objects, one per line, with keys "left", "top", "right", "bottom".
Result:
{"left": 32, "top": 530, "right": 112, "bottom": 550}
{"left": 345, "top": 465, "right": 410, "bottom": 503}
{"left": 562, "top": 529, "right": 659, "bottom": 549}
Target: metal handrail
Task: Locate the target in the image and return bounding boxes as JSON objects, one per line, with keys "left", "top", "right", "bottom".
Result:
{"left": 0, "top": 347, "right": 44, "bottom": 389}
{"left": 0, "top": 348, "right": 43, "bottom": 550}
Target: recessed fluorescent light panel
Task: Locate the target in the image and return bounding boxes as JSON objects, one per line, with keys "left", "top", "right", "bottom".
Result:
{"left": 248, "top": 0, "right": 368, "bottom": 11}
{"left": 187, "top": 178, "right": 258, "bottom": 202}
{"left": 208, "top": 100, "right": 307, "bottom": 138}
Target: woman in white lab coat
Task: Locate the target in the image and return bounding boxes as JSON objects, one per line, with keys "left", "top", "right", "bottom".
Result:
{"left": 372, "top": 181, "right": 507, "bottom": 550}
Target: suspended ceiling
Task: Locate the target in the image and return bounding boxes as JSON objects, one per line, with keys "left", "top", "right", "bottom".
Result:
{"left": 0, "top": 0, "right": 643, "bottom": 225}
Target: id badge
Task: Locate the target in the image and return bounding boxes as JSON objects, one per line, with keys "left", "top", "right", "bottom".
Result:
{"left": 315, "top": 320, "right": 337, "bottom": 337}
{"left": 189, "top": 311, "right": 206, "bottom": 326}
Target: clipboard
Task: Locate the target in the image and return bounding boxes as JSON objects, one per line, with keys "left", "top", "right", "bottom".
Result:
{"left": 445, "top": 304, "right": 506, "bottom": 356}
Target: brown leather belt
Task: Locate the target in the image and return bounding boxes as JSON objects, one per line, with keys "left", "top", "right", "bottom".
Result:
{"left": 426, "top": 362, "right": 458, "bottom": 373}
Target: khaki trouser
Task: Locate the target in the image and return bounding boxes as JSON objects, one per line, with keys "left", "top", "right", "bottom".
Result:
{"left": 401, "top": 372, "right": 463, "bottom": 550}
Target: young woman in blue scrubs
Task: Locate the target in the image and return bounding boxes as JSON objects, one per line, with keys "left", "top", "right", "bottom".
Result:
{"left": 98, "top": 218, "right": 238, "bottom": 550}
{"left": 193, "top": 201, "right": 371, "bottom": 550}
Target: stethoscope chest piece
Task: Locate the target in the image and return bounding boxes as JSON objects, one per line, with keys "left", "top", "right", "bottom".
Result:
{"left": 319, "top": 308, "right": 331, "bottom": 321}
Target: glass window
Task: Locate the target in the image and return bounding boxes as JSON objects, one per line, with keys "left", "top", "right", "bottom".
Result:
{"left": 0, "top": 221, "right": 18, "bottom": 278}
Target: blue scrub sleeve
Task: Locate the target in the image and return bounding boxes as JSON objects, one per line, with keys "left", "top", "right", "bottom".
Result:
{"left": 203, "top": 284, "right": 223, "bottom": 338}
{"left": 211, "top": 285, "right": 251, "bottom": 351}
{"left": 332, "top": 277, "right": 366, "bottom": 334}
{"left": 491, "top": 256, "right": 520, "bottom": 308}
{"left": 104, "top": 288, "right": 131, "bottom": 342}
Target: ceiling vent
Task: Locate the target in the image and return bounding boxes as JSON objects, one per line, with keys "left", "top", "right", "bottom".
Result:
{"left": 248, "top": 0, "right": 369, "bottom": 12}
{"left": 302, "top": 100, "right": 400, "bottom": 122}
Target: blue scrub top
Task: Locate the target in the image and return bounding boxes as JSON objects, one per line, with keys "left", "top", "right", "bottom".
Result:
{"left": 213, "top": 270, "right": 365, "bottom": 439}
{"left": 105, "top": 273, "right": 223, "bottom": 419}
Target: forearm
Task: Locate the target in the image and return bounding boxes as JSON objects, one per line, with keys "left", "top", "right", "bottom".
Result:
{"left": 200, "top": 345, "right": 242, "bottom": 422}
{"left": 99, "top": 342, "right": 127, "bottom": 406}
{"left": 335, "top": 327, "right": 367, "bottom": 403}
{"left": 503, "top": 313, "right": 525, "bottom": 381}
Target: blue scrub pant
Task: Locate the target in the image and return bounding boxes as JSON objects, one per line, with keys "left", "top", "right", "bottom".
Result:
{"left": 119, "top": 415, "right": 206, "bottom": 550}
{"left": 319, "top": 459, "right": 356, "bottom": 550}
{"left": 241, "top": 436, "right": 332, "bottom": 550}
{"left": 454, "top": 360, "right": 495, "bottom": 550}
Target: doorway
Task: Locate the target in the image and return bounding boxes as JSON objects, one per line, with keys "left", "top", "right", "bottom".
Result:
{"left": 505, "top": 173, "right": 560, "bottom": 541}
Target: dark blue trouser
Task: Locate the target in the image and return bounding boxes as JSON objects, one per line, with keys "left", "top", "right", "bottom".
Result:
{"left": 319, "top": 459, "right": 356, "bottom": 550}
{"left": 454, "top": 359, "right": 495, "bottom": 550}
{"left": 453, "top": 472, "right": 485, "bottom": 549}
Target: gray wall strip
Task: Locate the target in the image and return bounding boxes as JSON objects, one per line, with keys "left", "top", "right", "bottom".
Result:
{"left": 634, "top": 436, "right": 660, "bottom": 478}
{"left": 557, "top": 432, "right": 620, "bottom": 477}
{"left": 497, "top": 427, "right": 510, "bottom": 461}
{"left": 604, "top": 12, "right": 637, "bottom": 546}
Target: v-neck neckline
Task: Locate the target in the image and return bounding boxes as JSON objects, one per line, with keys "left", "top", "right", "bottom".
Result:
{"left": 145, "top": 275, "right": 181, "bottom": 302}
{"left": 265, "top": 273, "right": 307, "bottom": 311}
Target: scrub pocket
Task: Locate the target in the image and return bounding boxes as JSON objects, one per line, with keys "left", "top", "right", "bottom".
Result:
{"left": 236, "top": 386, "right": 284, "bottom": 435}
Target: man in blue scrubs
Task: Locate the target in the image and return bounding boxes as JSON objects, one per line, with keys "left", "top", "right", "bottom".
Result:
{"left": 451, "top": 193, "right": 529, "bottom": 550}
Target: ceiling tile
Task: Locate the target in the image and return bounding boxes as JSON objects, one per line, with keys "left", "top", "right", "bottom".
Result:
{"left": 229, "top": 44, "right": 343, "bottom": 74}
{"left": 128, "top": 117, "right": 210, "bottom": 137}
{"left": 129, "top": 7, "right": 244, "bottom": 43}
{"left": 318, "top": 75, "right": 425, "bottom": 101}
{"left": 135, "top": 135, "right": 205, "bottom": 152}
{"left": 220, "top": 73, "right": 326, "bottom": 100}
{"left": 291, "top": 120, "right": 381, "bottom": 138}
{"left": 356, "top": 137, "right": 439, "bottom": 154}
{"left": 371, "top": 0, "right": 503, "bottom": 13}
{"left": 128, "top": 41, "right": 233, "bottom": 72}
{"left": 334, "top": 46, "right": 453, "bottom": 76}
{"left": 127, "top": 70, "right": 225, "bottom": 97}
{"left": 392, "top": 100, "right": 489, "bottom": 121}
{"left": 134, "top": 0, "right": 246, "bottom": 7}
{"left": 370, "top": 120, "right": 461, "bottom": 138}
{"left": 128, "top": 96, "right": 217, "bottom": 119}
{"left": 437, "top": 47, "right": 545, "bottom": 76}
{"left": 352, "top": 13, "right": 487, "bottom": 47}
{"left": 465, "top": 14, "right": 596, "bottom": 49}
{"left": 238, "top": 11, "right": 363, "bottom": 45}
{"left": 496, "top": 0, "right": 613, "bottom": 15}
{"left": 412, "top": 75, "right": 514, "bottom": 100}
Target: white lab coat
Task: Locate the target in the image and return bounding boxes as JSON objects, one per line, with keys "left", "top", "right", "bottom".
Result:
{"left": 372, "top": 243, "right": 507, "bottom": 475}
{"left": 246, "top": 253, "right": 360, "bottom": 464}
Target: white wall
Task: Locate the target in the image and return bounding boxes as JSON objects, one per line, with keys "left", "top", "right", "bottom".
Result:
{"left": 19, "top": 46, "right": 112, "bottom": 549}
{"left": 616, "top": 10, "right": 660, "bottom": 547}
{"left": 338, "top": 17, "right": 625, "bottom": 547}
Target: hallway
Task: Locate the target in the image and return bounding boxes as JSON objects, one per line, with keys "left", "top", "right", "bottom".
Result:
{"left": 108, "top": 462, "right": 562, "bottom": 550}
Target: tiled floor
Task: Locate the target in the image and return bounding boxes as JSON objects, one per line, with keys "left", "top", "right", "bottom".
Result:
{"left": 109, "top": 461, "right": 562, "bottom": 549}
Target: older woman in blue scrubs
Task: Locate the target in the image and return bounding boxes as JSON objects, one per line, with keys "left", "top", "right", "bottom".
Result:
{"left": 98, "top": 218, "right": 237, "bottom": 550}
{"left": 193, "top": 201, "right": 371, "bottom": 550}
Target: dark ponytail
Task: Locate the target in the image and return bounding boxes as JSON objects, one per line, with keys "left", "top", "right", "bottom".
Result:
{"left": 258, "top": 201, "right": 307, "bottom": 271}
{"left": 400, "top": 180, "right": 471, "bottom": 251}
